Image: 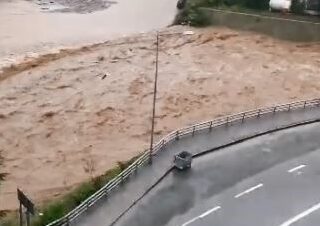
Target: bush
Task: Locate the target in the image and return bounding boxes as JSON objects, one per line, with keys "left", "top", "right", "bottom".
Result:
{"left": 31, "top": 154, "right": 139, "bottom": 226}
{"left": 174, "top": 1, "right": 211, "bottom": 26}
{"left": 33, "top": 202, "right": 66, "bottom": 226}
{"left": 291, "top": 0, "right": 306, "bottom": 14}
{"left": 174, "top": 0, "right": 270, "bottom": 26}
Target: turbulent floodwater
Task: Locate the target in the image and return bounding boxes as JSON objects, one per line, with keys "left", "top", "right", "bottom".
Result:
{"left": 0, "top": 0, "right": 177, "bottom": 68}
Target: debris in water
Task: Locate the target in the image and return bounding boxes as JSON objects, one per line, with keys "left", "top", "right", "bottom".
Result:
{"left": 183, "top": 31, "right": 194, "bottom": 35}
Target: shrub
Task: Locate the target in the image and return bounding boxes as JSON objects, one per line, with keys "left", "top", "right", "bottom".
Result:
{"left": 174, "top": 0, "right": 270, "bottom": 26}
{"left": 174, "top": 1, "right": 211, "bottom": 26}
{"left": 33, "top": 202, "right": 66, "bottom": 226}
{"left": 32, "top": 154, "right": 140, "bottom": 226}
{"left": 291, "top": 0, "right": 306, "bottom": 14}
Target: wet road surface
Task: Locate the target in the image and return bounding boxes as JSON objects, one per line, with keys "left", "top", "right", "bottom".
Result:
{"left": 116, "top": 122, "right": 320, "bottom": 226}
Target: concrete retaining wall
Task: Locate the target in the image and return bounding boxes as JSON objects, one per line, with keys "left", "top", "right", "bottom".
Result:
{"left": 202, "top": 8, "right": 320, "bottom": 42}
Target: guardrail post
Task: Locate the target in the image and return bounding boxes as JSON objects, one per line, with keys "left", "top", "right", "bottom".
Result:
{"left": 304, "top": 101, "right": 307, "bottom": 108}
{"left": 176, "top": 131, "right": 179, "bottom": 140}
{"left": 273, "top": 106, "right": 276, "bottom": 114}
{"left": 257, "top": 109, "right": 261, "bottom": 117}
{"left": 242, "top": 113, "right": 245, "bottom": 123}
{"left": 192, "top": 126, "right": 195, "bottom": 136}
{"left": 209, "top": 121, "right": 213, "bottom": 131}
{"left": 66, "top": 216, "right": 70, "bottom": 226}
{"left": 226, "top": 117, "right": 229, "bottom": 125}
{"left": 135, "top": 162, "right": 138, "bottom": 173}
{"left": 120, "top": 173, "right": 124, "bottom": 184}
{"left": 288, "top": 104, "right": 291, "bottom": 111}
{"left": 161, "top": 140, "right": 165, "bottom": 150}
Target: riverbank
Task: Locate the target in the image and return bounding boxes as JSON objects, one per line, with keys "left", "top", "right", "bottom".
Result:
{"left": 0, "top": 25, "right": 319, "bottom": 211}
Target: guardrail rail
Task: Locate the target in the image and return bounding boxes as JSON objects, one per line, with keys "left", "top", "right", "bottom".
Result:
{"left": 46, "top": 98, "right": 320, "bottom": 226}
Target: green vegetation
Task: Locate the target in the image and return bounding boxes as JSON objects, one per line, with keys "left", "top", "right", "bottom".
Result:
{"left": 291, "top": 0, "right": 306, "bottom": 14}
{"left": 0, "top": 154, "right": 141, "bottom": 226}
{"left": 174, "top": 0, "right": 270, "bottom": 26}
{"left": 175, "top": 0, "right": 317, "bottom": 27}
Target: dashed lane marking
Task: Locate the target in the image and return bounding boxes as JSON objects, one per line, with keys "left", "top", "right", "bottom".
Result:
{"left": 234, "top": 183, "right": 263, "bottom": 199}
{"left": 279, "top": 202, "right": 320, "bottom": 226}
{"left": 181, "top": 206, "right": 221, "bottom": 226}
{"left": 288, "top": 164, "right": 306, "bottom": 173}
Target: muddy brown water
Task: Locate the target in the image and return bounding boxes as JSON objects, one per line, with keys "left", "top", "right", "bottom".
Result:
{"left": 0, "top": 0, "right": 177, "bottom": 68}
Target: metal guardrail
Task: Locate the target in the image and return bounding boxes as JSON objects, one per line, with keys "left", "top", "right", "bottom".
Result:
{"left": 46, "top": 98, "right": 320, "bottom": 226}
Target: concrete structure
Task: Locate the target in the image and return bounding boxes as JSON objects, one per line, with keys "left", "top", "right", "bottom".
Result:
{"left": 202, "top": 8, "right": 320, "bottom": 42}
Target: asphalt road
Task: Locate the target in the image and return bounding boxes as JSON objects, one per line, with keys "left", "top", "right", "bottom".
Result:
{"left": 116, "top": 122, "right": 320, "bottom": 226}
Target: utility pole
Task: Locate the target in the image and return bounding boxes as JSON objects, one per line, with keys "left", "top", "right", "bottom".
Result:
{"left": 149, "top": 32, "right": 160, "bottom": 164}
{"left": 19, "top": 202, "right": 23, "bottom": 226}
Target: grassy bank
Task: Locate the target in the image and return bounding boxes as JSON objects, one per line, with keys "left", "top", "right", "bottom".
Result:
{"left": 0, "top": 154, "right": 141, "bottom": 226}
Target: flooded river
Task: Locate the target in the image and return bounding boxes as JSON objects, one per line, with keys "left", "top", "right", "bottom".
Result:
{"left": 0, "top": 0, "right": 177, "bottom": 68}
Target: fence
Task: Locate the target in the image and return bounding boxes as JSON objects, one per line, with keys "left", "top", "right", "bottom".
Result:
{"left": 46, "top": 98, "right": 320, "bottom": 226}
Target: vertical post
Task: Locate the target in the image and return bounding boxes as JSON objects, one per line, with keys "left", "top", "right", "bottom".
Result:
{"left": 242, "top": 113, "right": 245, "bottom": 123}
{"left": 273, "top": 106, "right": 276, "bottom": 114}
{"left": 304, "top": 101, "right": 306, "bottom": 108}
{"left": 19, "top": 202, "right": 23, "bottom": 226}
{"left": 288, "top": 104, "right": 291, "bottom": 111}
{"left": 149, "top": 32, "right": 160, "bottom": 164}
{"left": 66, "top": 216, "right": 70, "bottom": 226}
{"left": 257, "top": 109, "right": 261, "bottom": 117}
{"left": 176, "top": 131, "right": 180, "bottom": 140}
{"left": 26, "top": 211, "right": 30, "bottom": 226}
{"left": 192, "top": 126, "right": 195, "bottom": 136}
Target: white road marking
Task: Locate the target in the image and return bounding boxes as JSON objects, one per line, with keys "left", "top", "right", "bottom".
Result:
{"left": 234, "top": 183, "right": 263, "bottom": 198}
{"left": 279, "top": 202, "right": 320, "bottom": 226}
{"left": 181, "top": 217, "right": 198, "bottom": 226}
{"left": 198, "top": 206, "right": 221, "bottom": 218}
{"left": 181, "top": 206, "right": 221, "bottom": 226}
{"left": 288, "top": 164, "right": 306, "bottom": 173}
